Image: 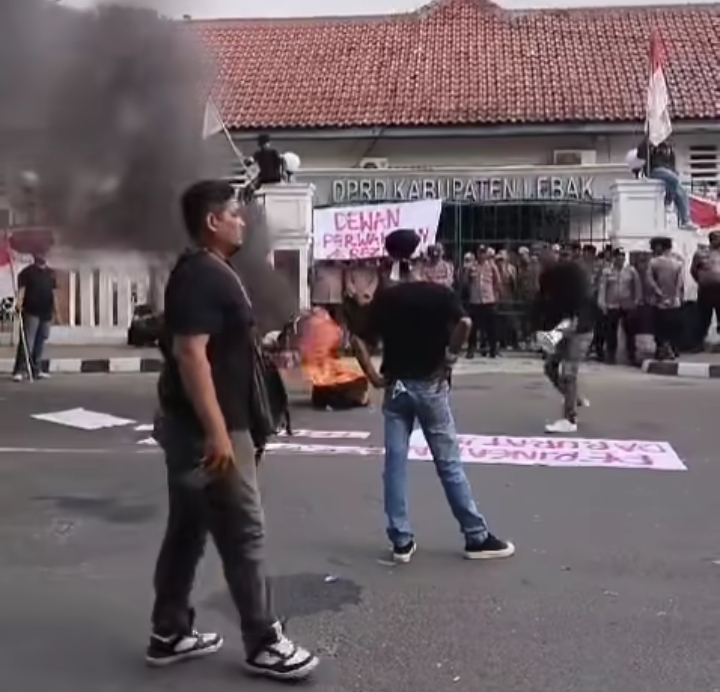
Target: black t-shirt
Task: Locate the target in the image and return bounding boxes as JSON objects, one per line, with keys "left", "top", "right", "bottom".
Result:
{"left": 19, "top": 264, "right": 56, "bottom": 320}
{"left": 534, "top": 260, "right": 595, "bottom": 334}
{"left": 159, "top": 251, "right": 254, "bottom": 432}
{"left": 364, "top": 281, "right": 465, "bottom": 381}
{"left": 253, "top": 147, "right": 284, "bottom": 185}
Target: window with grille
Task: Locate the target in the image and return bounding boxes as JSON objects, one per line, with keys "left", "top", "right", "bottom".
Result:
{"left": 688, "top": 144, "right": 719, "bottom": 196}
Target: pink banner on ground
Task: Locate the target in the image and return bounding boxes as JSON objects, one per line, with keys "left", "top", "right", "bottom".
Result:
{"left": 408, "top": 431, "right": 686, "bottom": 470}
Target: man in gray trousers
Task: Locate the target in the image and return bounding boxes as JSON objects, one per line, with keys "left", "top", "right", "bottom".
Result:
{"left": 148, "top": 180, "right": 318, "bottom": 681}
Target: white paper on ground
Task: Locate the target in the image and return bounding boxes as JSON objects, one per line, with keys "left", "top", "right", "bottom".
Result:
{"left": 32, "top": 408, "right": 135, "bottom": 431}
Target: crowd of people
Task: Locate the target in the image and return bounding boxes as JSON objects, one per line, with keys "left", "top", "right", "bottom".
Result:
{"left": 311, "top": 231, "right": 720, "bottom": 365}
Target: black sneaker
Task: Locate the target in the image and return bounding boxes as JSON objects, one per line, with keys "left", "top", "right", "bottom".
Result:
{"left": 392, "top": 540, "right": 417, "bottom": 564}
{"left": 245, "top": 622, "right": 319, "bottom": 681}
{"left": 464, "top": 534, "right": 515, "bottom": 560}
{"left": 145, "top": 629, "right": 224, "bottom": 667}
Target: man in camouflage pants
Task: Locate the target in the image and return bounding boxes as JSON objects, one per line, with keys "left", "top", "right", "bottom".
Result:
{"left": 534, "top": 246, "right": 595, "bottom": 434}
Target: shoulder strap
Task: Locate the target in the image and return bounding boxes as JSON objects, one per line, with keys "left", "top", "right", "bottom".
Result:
{"left": 203, "top": 250, "right": 253, "bottom": 309}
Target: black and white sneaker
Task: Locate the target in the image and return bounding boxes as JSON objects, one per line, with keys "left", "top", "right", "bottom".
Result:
{"left": 392, "top": 540, "right": 417, "bottom": 564}
{"left": 464, "top": 534, "right": 516, "bottom": 560}
{"left": 145, "top": 629, "right": 224, "bottom": 667}
{"left": 245, "top": 622, "right": 319, "bottom": 681}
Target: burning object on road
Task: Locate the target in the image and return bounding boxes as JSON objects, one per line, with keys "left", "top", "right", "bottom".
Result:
{"left": 295, "top": 308, "right": 369, "bottom": 410}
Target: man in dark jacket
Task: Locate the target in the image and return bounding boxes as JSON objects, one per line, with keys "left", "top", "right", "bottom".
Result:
{"left": 533, "top": 245, "right": 595, "bottom": 434}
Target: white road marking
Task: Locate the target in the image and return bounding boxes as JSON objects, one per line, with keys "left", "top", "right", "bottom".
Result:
{"left": 133, "top": 429, "right": 371, "bottom": 445}
{"left": 278, "top": 429, "right": 370, "bottom": 440}
{"left": 265, "top": 442, "right": 382, "bottom": 456}
{"left": 0, "top": 447, "right": 135, "bottom": 454}
{"left": 135, "top": 424, "right": 154, "bottom": 432}
{"left": 32, "top": 408, "right": 135, "bottom": 430}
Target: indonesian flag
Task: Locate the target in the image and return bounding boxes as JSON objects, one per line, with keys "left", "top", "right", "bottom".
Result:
{"left": 202, "top": 99, "right": 224, "bottom": 140}
{"left": 646, "top": 35, "right": 672, "bottom": 146}
{"left": 689, "top": 194, "right": 720, "bottom": 231}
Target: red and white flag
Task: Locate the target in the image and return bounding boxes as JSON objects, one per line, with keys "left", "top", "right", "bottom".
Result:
{"left": 689, "top": 194, "right": 720, "bottom": 231}
{"left": 646, "top": 34, "right": 672, "bottom": 146}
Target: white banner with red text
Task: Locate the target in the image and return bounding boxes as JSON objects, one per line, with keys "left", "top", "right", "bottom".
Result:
{"left": 408, "top": 431, "right": 686, "bottom": 471}
{"left": 312, "top": 199, "right": 442, "bottom": 261}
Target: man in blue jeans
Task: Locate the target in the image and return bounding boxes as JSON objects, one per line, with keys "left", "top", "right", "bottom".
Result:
{"left": 352, "top": 229, "right": 515, "bottom": 563}
{"left": 636, "top": 137, "right": 698, "bottom": 231}
{"left": 12, "top": 253, "right": 56, "bottom": 381}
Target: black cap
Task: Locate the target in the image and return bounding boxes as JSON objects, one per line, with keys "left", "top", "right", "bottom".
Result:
{"left": 385, "top": 229, "right": 420, "bottom": 260}
{"left": 650, "top": 236, "right": 672, "bottom": 251}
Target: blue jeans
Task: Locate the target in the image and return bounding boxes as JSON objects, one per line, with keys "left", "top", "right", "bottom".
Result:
{"left": 13, "top": 313, "right": 50, "bottom": 377}
{"left": 382, "top": 379, "right": 489, "bottom": 547}
{"left": 650, "top": 167, "right": 690, "bottom": 224}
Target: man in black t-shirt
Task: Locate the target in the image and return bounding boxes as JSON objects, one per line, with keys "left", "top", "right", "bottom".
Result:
{"left": 532, "top": 244, "right": 594, "bottom": 434}
{"left": 252, "top": 134, "right": 285, "bottom": 186}
{"left": 351, "top": 229, "right": 515, "bottom": 564}
{"left": 148, "top": 180, "right": 318, "bottom": 681}
{"left": 12, "top": 254, "right": 57, "bottom": 381}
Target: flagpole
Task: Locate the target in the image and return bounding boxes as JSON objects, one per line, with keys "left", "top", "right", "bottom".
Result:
{"left": 6, "top": 232, "right": 33, "bottom": 381}
{"left": 204, "top": 99, "right": 256, "bottom": 189}
{"left": 645, "top": 36, "right": 652, "bottom": 177}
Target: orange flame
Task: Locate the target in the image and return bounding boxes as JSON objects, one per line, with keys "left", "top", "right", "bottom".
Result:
{"left": 296, "top": 308, "right": 366, "bottom": 388}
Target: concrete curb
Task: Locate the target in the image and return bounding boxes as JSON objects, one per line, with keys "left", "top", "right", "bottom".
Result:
{"left": 0, "top": 356, "right": 545, "bottom": 377}
{"left": 0, "top": 357, "right": 163, "bottom": 375}
{"left": 641, "top": 359, "right": 720, "bottom": 378}
{"left": 0, "top": 355, "right": 628, "bottom": 377}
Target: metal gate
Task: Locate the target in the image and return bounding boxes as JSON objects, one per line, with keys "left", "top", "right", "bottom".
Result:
{"left": 434, "top": 198, "right": 611, "bottom": 352}
{"left": 436, "top": 198, "right": 611, "bottom": 261}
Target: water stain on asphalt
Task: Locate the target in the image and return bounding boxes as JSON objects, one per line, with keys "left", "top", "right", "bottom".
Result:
{"left": 32, "top": 495, "right": 158, "bottom": 524}
{"left": 629, "top": 421, "right": 664, "bottom": 434}
{"left": 204, "top": 572, "right": 362, "bottom": 622}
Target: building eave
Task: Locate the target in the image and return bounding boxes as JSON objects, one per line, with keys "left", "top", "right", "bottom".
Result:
{"left": 228, "top": 120, "right": 720, "bottom": 141}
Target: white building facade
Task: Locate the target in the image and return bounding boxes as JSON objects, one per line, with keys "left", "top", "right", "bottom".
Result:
{"left": 233, "top": 128, "right": 719, "bottom": 205}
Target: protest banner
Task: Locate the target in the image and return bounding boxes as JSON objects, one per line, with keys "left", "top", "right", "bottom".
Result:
{"left": 408, "top": 431, "right": 686, "bottom": 471}
{"left": 312, "top": 199, "right": 442, "bottom": 261}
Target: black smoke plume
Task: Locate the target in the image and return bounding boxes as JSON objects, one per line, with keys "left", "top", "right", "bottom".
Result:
{"left": 0, "top": 0, "right": 214, "bottom": 251}
{"left": 0, "top": 0, "right": 296, "bottom": 329}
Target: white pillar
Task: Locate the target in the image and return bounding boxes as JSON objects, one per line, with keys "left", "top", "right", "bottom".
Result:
{"left": 118, "top": 275, "right": 132, "bottom": 326}
{"left": 98, "top": 269, "right": 113, "bottom": 327}
{"left": 255, "top": 182, "right": 314, "bottom": 311}
{"left": 79, "top": 268, "right": 95, "bottom": 327}
{"left": 610, "top": 179, "right": 667, "bottom": 252}
{"left": 297, "top": 247, "right": 309, "bottom": 310}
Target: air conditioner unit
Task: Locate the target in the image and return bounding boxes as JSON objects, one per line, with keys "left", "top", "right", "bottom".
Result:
{"left": 553, "top": 150, "right": 597, "bottom": 166}
{"left": 359, "top": 157, "right": 389, "bottom": 169}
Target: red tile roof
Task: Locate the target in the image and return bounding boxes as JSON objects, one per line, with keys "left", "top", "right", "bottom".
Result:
{"left": 190, "top": 0, "right": 720, "bottom": 130}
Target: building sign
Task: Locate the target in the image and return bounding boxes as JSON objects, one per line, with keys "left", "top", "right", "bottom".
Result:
{"left": 312, "top": 199, "right": 441, "bottom": 260}
{"left": 331, "top": 175, "right": 595, "bottom": 204}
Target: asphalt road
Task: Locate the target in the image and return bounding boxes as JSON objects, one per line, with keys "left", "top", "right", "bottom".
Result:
{"left": 0, "top": 370, "right": 719, "bottom": 692}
